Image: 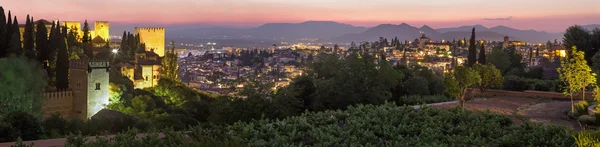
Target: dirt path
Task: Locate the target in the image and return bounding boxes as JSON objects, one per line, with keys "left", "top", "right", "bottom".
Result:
{"left": 522, "top": 101, "right": 581, "bottom": 130}
{"left": 433, "top": 97, "right": 580, "bottom": 130}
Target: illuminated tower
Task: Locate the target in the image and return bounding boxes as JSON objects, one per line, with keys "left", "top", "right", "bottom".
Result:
{"left": 94, "top": 21, "right": 110, "bottom": 40}
{"left": 87, "top": 61, "right": 110, "bottom": 118}
{"left": 135, "top": 27, "right": 165, "bottom": 56}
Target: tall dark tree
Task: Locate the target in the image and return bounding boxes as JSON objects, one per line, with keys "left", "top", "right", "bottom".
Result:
{"left": 478, "top": 41, "right": 486, "bottom": 64}
{"left": 467, "top": 28, "right": 477, "bottom": 67}
{"left": 563, "top": 25, "right": 592, "bottom": 62}
{"left": 82, "top": 20, "right": 91, "bottom": 43}
{"left": 0, "top": 7, "right": 6, "bottom": 57}
{"left": 23, "top": 15, "right": 36, "bottom": 59}
{"left": 35, "top": 20, "right": 49, "bottom": 66}
{"left": 55, "top": 24, "right": 69, "bottom": 89}
{"left": 8, "top": 17, "right": 22, "bottom": 56}
{"left": 119, "top": 31, "right": 128, "bottom": 56}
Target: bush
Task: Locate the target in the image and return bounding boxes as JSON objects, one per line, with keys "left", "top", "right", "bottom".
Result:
{"left": 502, "top": 75, "right": 558, "bottom": 92}
{"left": 230, "top": 103, "right": 574, "bottom": 146}
{"left": 574, "top": 129, "right": 600, "bottom": 147}
{"left": 396, "top": 95, "right": 454, "bottom": 105}
{"left": 577, "top": 115, "right": 596, "bottom": 125}
{"left": 63, "top": 127, "right": 247, "bottom": 146}
{"left": 1, "top": 111, "right": 41, "bottom": 141}
{"left": 404, "top": 76, "right": 430, "bottom": 95}
{"left": 0, "top": 122, "right": 17, "bottom": 142}
{"left": 575, "top": 101, "right": 590, "bottom": 115}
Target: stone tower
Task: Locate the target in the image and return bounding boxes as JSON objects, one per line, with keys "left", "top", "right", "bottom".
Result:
{"left": 94, "top": 21, "right": 110, "bottom": 40}
{"left": 69, "top": 59, "right": 89, "bottom": 120}
{"left": 135, "top": 27, "right": 165, "bottom": 56}
{"left": 87, "top": 61, "right": 110, "bottom": 118}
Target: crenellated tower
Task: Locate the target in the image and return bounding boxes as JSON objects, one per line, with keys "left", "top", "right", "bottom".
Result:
{"left": 135, "top": 27, "right": 165, "bottom": 56}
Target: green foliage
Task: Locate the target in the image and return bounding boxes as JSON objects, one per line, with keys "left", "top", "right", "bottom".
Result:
{"left": 564, "top": 25, "right": 594, "bottom": 63}
{"left": 230, "top": 103, "right": 573, "bottom": 146}
{"left": 153, "top": 78, "right": 213, "bottom": 107}
{"left": 559, "top": 46, "right": 596, "bottom": 112}
{"left": 577, "top": 115, "right": 596, "bottom": 125}
{"left": 396, "top": 95, "right": 453, "bottom": 105}
{"left": 467, "top": 28, "right": 477, "bottom": 67}
{"left": 487, "top": 48, "right": 511, "bottom": 74}
{"left": 161, "top": 41, "right": 179, "bottom": 81}
{"left": 1, "top": 111, "right": 41, "bottom": 141}
{"left": 573, "top": 129, "right": 600, "bottom": 147}
{"left": 63, "top": 127, "right": 247, "bottom": 147}
{"left": 502, "top": 75, "right": 559, "bottom": 92}
{"left": 10, "top": 137, "right": 34, "bottom": 147}
{"left": 404, "top": 76, "right": 430, "bottom": 95}
{"left": 42, "top": 113, "right": 68, "bottom": 138}
{"left": 473, "top": 64, "right": 503, "bottom": 92}
{"left": 307, "top": 52, "right": 401, "bottom": 110}
{"left": 0, "top": 57, "right": 46, "bottom": 116}
{"left": 444, "top": 66, "right": 481, "bottom": 107}
{"left": 575, "top": 101, "right": 590, "bottom": 115}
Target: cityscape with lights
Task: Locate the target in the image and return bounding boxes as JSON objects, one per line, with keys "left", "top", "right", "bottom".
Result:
{"left": 0, "top": 0, "right": 600, "bottom": 146}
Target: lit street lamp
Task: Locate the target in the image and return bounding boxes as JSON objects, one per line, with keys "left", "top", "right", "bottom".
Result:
{"left": 112, "top": 49, "right": 119, "bottom": 54}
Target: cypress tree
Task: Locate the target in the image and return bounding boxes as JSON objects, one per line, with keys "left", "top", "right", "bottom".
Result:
{"left": 35, "top": 20, "right": 49, "bottom": 66}
{"left": 82, "top": 20, "right": 91, "bottom": 43}
{"left": 8, "top": 17, "right": 21, "bottom": 56}
{"left": 0, "top": 7, "right": 6, "bottom": 57}
{"left": 24, "top": 15, "right": 36, "bottom": 59}
{"left": 120, "top": 31, "right": 128, "bottom": 57}
{"left": 55, "top": 24, "right": 69, "bottom": 89}
{"left": 467, "top": 28, "right": 477, "bottom": 67}
{"left": 478, "top": 41, "right": 486, "bottom": 64}
{"left": 2, "top": 11, "right": 12, "bottom": 56}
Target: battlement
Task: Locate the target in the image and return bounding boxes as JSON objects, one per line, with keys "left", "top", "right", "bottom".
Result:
{"left": 135, "top": 27, "right": 165, "bottom": 32}
{"left": 42, "top": 90, "right": 75, "bottom": 119}
{"left": 89, "top": 61, "right": 110, "bottom": 68}
{"left": 43, "top": 90, "right": 74, "bottom": 100}
{"left": 70, "top": 59, "right": 89, "bottom": 69}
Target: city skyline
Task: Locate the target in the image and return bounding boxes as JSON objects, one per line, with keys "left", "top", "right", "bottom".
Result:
{"left": 3, "top": 0, "right": 599, "bottom": 32}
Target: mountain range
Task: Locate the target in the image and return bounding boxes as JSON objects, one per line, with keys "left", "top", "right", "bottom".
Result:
{"left": 164, "top": 21, "right": 599, "bottom": 44}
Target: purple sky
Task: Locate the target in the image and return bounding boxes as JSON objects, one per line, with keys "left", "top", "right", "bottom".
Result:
{"left": 2, "top": 0, "right": 599, "bottom": 32}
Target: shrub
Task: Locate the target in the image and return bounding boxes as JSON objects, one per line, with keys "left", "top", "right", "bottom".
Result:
{"left": 575, "top": 101, "right": 590, "bottom": 115}
{"left": 396, "top": 95, "right": 454, "bottom": 105}
{"left": 230, "top": 103, "right": 574, "bottom": 146}
{"left": 2, "top": 111, "right": 41, "bottom": 141}
{"left": 574, "top": 129, "right": 600, "bottom": 147}
{"left": 502, "top": 75, "right": 558, "bottom": 92}
{"left": 577, "top": 115, "right": 596, "bottom": 125}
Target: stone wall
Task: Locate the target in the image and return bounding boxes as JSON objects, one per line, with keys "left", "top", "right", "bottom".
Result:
{"left": 468, "top": 89, "right": 594, "bottom": 100}
{"left": 41, "top": 91, "right": 74, "bottom": 119}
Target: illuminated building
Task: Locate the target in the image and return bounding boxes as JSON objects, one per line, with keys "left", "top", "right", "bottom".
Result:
{"left": 18, "top": 19, "right": 54, "bottom": 42}
{"left": 135, "top": 27, "right": 165, "bottom": 56}
{"left": 63, "top": 21, "right": 82, "bottom": 40}
{"left": 118, "top": 51, "right": 162, "bottom": 89}
{"left": 93, "top": 21, "right": 110, "bottom": 41}
{"left": 41, "top": 59, "right": 111, "bottom": 120}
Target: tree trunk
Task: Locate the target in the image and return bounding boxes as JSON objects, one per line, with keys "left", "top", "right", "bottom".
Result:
{"left": 570, "top": 94, "right": 574, "bottom": 113}
{"left": 582, "top": 87, "right": 585, "bottom": 101}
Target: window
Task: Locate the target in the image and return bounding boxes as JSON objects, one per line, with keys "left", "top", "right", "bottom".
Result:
{"left": 95, "top": 83, "right": 101, "bottom": 90}
{"left": 77, "top": 83, "right": 81, "bottom": 89}
{"left": 145, "top": 76, "right": 149, "bottom": 81}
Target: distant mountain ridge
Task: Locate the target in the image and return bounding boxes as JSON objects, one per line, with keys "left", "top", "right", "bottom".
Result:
{"left": 163, "top": 21, "right": 599, "bottom": 44}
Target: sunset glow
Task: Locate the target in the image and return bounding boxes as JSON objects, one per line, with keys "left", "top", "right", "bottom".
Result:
{"left": 3, "top": 0, "right": 600, "bottom": 32}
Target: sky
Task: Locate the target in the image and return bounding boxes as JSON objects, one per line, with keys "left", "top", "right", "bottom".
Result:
{"left": 2, "top": 0, "right": 599, "bottom": 32}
